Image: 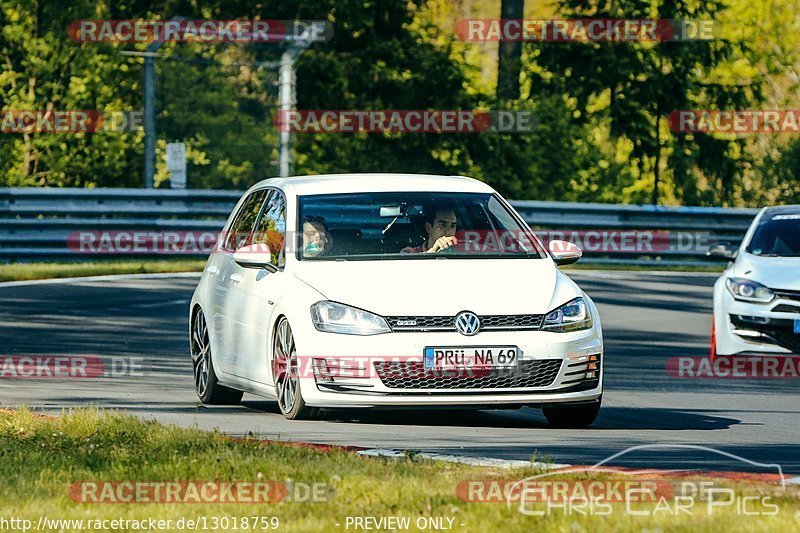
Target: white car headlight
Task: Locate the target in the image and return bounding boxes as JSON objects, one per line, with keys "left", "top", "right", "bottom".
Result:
{"left": 310, "top": 301, "right": 391, "bottom": 335}
{"left": 726, "top": 277, "right": 775, "bottom": 303}
{"left": 542, "top": 297, "right": 593, "bottom": 332}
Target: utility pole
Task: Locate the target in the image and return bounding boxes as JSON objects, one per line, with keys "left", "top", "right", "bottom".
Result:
{"left": 143, "top": 42, "right": 163, "bottom": 189}
{"left": 653, "top": 54, "right": 663, "bottom": 205}
{"left": 277, "top": 43, "right": 307, "bottom": 178}
{"left": 141, "top": 17, "right": 186, "bottom": 189}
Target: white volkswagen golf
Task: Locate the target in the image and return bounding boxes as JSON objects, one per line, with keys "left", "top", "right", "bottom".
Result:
{"left": 710, "top": 205, "right": 800, "bottom": 357}
{"left": 189, "top": 174, "right": 604, "bottom": 427}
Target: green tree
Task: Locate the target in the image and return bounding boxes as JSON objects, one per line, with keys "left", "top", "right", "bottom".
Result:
{"left": 0, "top": 0, "right": 142, "bottom": 187}
{"left": 523, "top": 0, "right": 763, "bottom": 205}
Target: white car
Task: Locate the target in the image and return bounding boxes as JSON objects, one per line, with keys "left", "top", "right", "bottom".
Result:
{"left": 189, "top": 173, "right": 604, "bottom": 427}
{"left": 710, "top": 205, "right": 800, "bottom": 357}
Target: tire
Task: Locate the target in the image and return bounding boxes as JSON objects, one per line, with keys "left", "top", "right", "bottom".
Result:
{"left": 272, "top": 317, "right": 319, "bottom": 420}
{"left": 191, "top": 309, "right": 243, "bottom": 405}
{"left": 543, "top": 397, "right": 601, "bottom": 428}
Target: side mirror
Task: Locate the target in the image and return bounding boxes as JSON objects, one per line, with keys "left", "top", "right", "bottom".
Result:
{"left": 233, "top": 243, "right": 275, "bottom": 269}
{"left": 707, "top": 242, "right": 737, "bottom": 260}
{"left": 549, "top": 240, "right": 582, "bottom": 266}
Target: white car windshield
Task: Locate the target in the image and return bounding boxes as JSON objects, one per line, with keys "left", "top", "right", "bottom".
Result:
{"left": 746, "top": 213, "right": 800, "bottom": 257}
{"left": 297, "top": 192, "right": 546, "bottom": 260}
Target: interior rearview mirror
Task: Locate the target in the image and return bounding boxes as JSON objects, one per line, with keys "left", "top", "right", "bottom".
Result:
{"left": 379, "top": 205, "right": 402, "bottom": 218}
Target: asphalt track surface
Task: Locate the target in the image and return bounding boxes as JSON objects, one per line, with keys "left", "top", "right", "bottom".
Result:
{"left": 1, "top": 270, "right": 799, "bottom": 476}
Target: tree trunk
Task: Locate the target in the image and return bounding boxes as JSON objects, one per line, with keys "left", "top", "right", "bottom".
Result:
{"left": 496, "top": 0, "right": 524, "bottom": 101}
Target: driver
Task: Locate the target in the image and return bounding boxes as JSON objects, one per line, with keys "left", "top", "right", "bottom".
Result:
{"left": 302, "top": 215, "right": 329, "bottom": 257}
{"left": 401, "top": 207, "right": 458, "bottom": 253}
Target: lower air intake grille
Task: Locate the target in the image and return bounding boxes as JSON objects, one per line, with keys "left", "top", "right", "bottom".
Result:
{"left": 373, "top": 359, "right": 563, "bottom": 390}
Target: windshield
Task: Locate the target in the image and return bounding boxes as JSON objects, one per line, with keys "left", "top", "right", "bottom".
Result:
{"left": 297, "top": 192, "right": 546, "bottom": 260}
{"left": 746, "top": 213, "right": 800, "bottom": 257}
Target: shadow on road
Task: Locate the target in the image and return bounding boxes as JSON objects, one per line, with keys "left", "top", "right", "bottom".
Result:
{"left": 231, "top": 404, "right": 740, "bottom": 432}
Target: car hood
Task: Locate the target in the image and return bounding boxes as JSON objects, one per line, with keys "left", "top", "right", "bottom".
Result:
{"left": 734, "top": 253, "right": 800, "bottom": 291}
{"left": 293, "top": 258, "right": 579, "bottom": 315}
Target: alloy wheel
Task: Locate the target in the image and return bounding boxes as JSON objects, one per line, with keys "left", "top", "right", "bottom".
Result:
{"left": 191, "top": 311, "right": 210, "bottom": 398}
{"left": 273, "top": 318, "right": 299, "bottom": 414}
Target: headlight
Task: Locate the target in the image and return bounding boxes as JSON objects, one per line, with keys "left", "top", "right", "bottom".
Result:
{"left": 542, "top": 297, "right": 593, "bottom": 332}
{"left": 726, "top": 277, "right": 774, "bottom": 303}
{"left": 310, "top": 301, "right": 391, "bottom": 335}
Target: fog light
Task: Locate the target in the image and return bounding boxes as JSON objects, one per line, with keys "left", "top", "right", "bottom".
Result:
{"left": 312, "top": 358, "right": 334, "bottom": 383}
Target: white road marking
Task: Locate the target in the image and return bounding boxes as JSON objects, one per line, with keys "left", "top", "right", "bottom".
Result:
{"left": 0, "top": 272, "right": 202, "bottom": 288}
{"left": 357, "top": 448, "right": 569, "bottom": 469}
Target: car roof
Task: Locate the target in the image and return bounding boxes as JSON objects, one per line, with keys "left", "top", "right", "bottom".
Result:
{"left": 761, "top": 205, "right": 800, "bottom": 218}
{"left": 250, "top": 173, "right": 495, "bottom": 196}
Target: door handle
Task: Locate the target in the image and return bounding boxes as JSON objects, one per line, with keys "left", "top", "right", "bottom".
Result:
{"left": 230, "top": 273, "right": 244, "bottom": 284}
{"left": 207, "top": 266, "right": 219, "bottom": 275}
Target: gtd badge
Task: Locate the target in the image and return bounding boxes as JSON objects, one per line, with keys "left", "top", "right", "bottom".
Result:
{"left": 455, "top": 311, "right": 481, "bottom": 336}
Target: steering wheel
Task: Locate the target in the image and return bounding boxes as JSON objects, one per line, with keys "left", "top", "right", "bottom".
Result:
{"left": 436, "top": 241, "right": 468, "bottom": 255}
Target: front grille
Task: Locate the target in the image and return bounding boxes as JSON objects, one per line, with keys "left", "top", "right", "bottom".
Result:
{"left": 481, "top": 314, "right": 543, "bottom": 329}
{"left": 774, "top": 289, "right": 800, "bottom": 304}
{"left": 373, "top": 359, "right": 562, "bottom": 390}
{"left": 772, "top": 304, "right": 800, "bottom": 313}
{"left": 386, "top": 314, "right": 544, "bottom": 332}
{"left": 730, "top": 315, "right": 800, "bottom": 353}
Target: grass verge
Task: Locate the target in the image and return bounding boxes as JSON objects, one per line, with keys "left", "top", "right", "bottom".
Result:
{"left": 0, "top": 260, "right": 206, "bottom": 282}
{"left": 0, "top": 408, "right": 797, "bottom": 532}
{"left": 0, "top": 259, "right": 723, "bottom": 283}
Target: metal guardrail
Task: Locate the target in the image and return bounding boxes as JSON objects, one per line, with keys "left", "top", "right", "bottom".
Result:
{"left": 0, "top": 187, "right": 760, "bottom": 265}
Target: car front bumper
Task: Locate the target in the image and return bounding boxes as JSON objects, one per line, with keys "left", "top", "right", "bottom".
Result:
{"left": 715, "top": 287, "right": 800, "bottom": 356}
{"left": 292, "top": 322, "right": 603, "bottom": 408}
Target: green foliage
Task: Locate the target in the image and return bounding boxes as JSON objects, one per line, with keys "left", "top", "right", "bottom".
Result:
{"left": 0, "top": 0, "right": 141, "bottom": 186}
{"left": 522, "top": 0, "right": 761, "bottom": 205}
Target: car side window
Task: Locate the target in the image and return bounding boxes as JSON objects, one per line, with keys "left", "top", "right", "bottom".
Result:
{"left": 222, "top": 190, "right": 268, "bottom": 252}
{"left": 252, "top": 190, "right": 287, "bottom": 268}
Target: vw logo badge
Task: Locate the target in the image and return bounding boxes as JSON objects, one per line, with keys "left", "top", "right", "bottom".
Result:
{"left": 455, "top": 311, "right": 481, "bottom": 336}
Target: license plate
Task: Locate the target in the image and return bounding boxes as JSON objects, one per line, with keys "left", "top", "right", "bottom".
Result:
{"left": 795, "top": 319, "right": 800, "bottom": 335}
{"left": 423, "top": 346, "right": 519, "bottom": 371}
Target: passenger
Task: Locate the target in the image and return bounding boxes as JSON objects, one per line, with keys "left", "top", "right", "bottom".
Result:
{"left": 302, "top": 215, "right": 329, "bottom": 257}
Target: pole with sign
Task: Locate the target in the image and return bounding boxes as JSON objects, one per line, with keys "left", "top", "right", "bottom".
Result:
{"left": 166, "top": 142, "right": 187, "bottom": 189}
